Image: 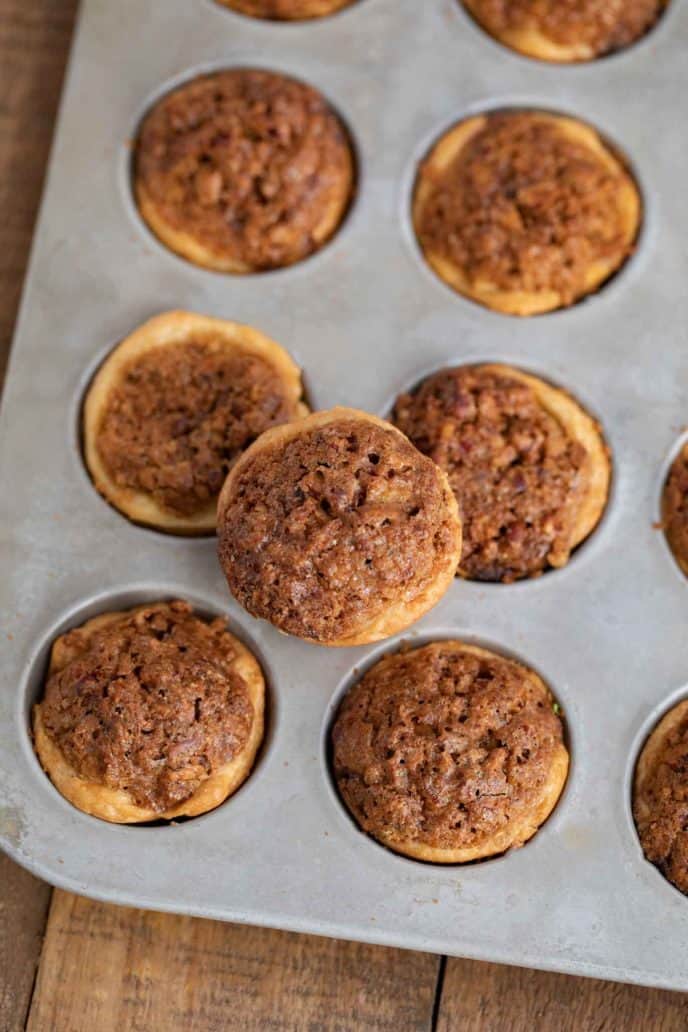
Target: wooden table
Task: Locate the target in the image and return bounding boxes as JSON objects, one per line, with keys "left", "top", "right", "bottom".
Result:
{"left": 1, "top": 4, "right": 687, "bottom": 1029}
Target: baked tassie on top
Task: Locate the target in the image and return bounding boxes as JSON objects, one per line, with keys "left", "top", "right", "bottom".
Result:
{"left": 217, "top": 408, "right": 462, "bottom": 646}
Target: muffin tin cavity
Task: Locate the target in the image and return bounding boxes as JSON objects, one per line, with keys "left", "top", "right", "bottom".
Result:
{"left": 410, "top": 107, "right": 643, "bottom": 317}
{"left": 629, "top": 688, "right": 688, "bottom": 899}
{"left": 458, "top": 0, "right": 671, "bottom": 65}
{"left": 78, "top": 312, "right": 310, "bottom": 539}
{"left": 324, "top": 635, "right": 570, "bottom": 867}
{"left": 20, "top": 588, "right": 273, "bottom": 827}
{"left": 130, "top": 66, "right": 357, "bottom": 276}
{"left": 388, "top": 361, "right": 613, "bottom": 585}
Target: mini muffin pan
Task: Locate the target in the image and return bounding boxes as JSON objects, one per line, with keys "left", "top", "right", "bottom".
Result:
{"left": 2, "top": 0, "right": 688, "bottom": 990}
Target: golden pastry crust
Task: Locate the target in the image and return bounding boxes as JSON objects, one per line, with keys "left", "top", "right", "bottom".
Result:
{"left": 134, "top": 69, "right": 354, "bottom": 273}
{"left": 33, "top": 605, "right": 265, "bottom": 824}
{"left": 83, "top": 311, "right": 308, "bottom": 534}
{"left": 217, "top": 408, "right": 462, "bottom": 647}
{"left": 332, "top": 641, "right": 569, "bottom": 862}
{"left": 633, "top": 699, "right": 688, "bottom": 893}
{"left": 216, "top": 0, "right": 357, "bottom": 19}
{"left": 413, "top": 111, "right": 641, "bottom": 316}
{"left": 462, "top": 0, "right": 668, "bottom": 63}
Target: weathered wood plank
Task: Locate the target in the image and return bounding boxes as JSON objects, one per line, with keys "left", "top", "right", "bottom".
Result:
{"left": 0, "top": 0, "right": 79, "bottom": 377}
{"left": 437, "top": 956, "right": 688, "bottom": 1032}
{"left": 0, "top": 855, "right": 51, "bottom": 1032}
{"left": 0, "top": 3, "right": 78, "bottom": 1029}
{"left": 26, "top": 891, "right": 440, "bottom": 1032}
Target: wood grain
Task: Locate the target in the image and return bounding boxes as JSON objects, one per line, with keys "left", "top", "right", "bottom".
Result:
{"left": 26, "top": 891, "right": 440, "bottom": 1032}
{"left": 436, "top": 957, "right": 688, "bottom": 1031}
{"left": 0, "top": 2, "right": 78, "bottom": 1029}
{"left": 0, "top": 855, "right": 51, "bottom": 1032}
{"left": 0, "top": 0, "right": 79, "bottom": 380}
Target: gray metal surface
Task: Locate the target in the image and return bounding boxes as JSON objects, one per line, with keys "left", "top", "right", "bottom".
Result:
{"left": 2, "top": 0, "right": 688, "bottom": 990}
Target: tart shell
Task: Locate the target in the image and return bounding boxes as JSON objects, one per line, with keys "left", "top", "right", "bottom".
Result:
{"left": 413, "top": 112, "right": 641, "bottom": 316}
{"left": 32, "top": 606, "right": 266, "bottom": 824}
{"left": 334, "top": 641, "right": 569, "bottom": 863}
{"left": 134, "top": 71, "right": 355, "bottom": 275}
{"left": 217, "top": 407, "right": 463, "bottom": 647}
{"left": 83, "top": 310, "right": 308, "bottom": 534}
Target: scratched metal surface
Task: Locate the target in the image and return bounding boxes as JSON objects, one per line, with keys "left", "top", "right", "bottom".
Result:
{"left": 2, "top": 0, "right": 688, "bottom": 989}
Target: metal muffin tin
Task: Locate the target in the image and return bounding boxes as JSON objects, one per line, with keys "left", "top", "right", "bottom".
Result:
{"left": 2, "top": 0, "right": 688, "bottom": 990}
